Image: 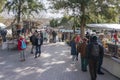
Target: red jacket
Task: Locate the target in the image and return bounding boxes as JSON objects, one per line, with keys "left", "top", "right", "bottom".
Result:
{"left": 114, "top": 33, "right": 118, "bottom": 42}
{"left": 75, "top": 35, "right": 81, "bottom": 43}
{"left": 18, "top": 37, "right": 26, "bottom": 51}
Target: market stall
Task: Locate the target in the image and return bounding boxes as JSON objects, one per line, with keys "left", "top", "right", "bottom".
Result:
{"left": 87, "top": 24, "right": 120, "bottom": 78}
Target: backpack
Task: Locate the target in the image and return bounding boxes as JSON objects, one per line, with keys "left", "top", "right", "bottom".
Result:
{"left": 91, "top": 43, "right": 100, "bottom": 57}
{"left": 21, "top": 39, "right": 26, "bottom": 49}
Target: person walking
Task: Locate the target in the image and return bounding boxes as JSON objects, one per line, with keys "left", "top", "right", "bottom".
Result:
{"left": 97, "top": 35, "right": 104, "bottom": 75}
{"left": 35, "top": 34, "right": 43, "bottom": 58}
{"left": 86, "top": 36, "right": 103, "bottom": 80}
{"left": 75, "top": 34, "right": 81, "bottom": 61}
{"left": 30, "top": 32, "right": 36, "bottom": 54}
{"left": 77, "top": 37, "right": 88, "bottom": 72}
{"left": 58, "top": 31, "right": 62, "bottom": 42}
{"left": 52, "top": 30, "right": 57, "bottom": 43}
{"left": 62, "top": 32, "right": 65, "bottom": 42}
{"left": 18, "top": 35, "right": 27, "bottom": 62}
{"left": 70, "top": 36, "right": 77, "bottom": 64}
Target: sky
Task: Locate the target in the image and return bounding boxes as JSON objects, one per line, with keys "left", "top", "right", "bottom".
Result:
{"left": 0, "top": 0, "right": 64, "bottom": 19}
{"left": 41, "top": 0, "right": 64, "bottom": 18}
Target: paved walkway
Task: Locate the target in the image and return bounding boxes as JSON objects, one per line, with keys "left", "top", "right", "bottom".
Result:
{"left": 0, "top": 42, "right": 119, "bottom": 80}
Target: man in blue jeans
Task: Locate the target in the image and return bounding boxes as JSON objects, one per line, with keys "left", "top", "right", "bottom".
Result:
{"left": 87, "top": 36, "right": 103, "bottom": 80}
{"left": 35, "top": 34, "right": 42, "bottom": 58}
{"left": 30, "top": 33, "right": 36, "bottom": 54}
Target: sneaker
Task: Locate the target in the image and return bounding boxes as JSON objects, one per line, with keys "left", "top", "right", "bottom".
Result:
{"left": 82, "top": 69, "right": 87, "bottom": 72}
{"left": 97, "top": 71, "right": 104, "bottom": 75}
{"left": 71, "top": 61, "right": 75, "bottom": 64}
{"left": 20, "top": 59, "right": 23, "bottom": 62}
{"left": 76, "top": 58, "right": 78, "bottom": 61}
{"left": 76, "top": 57, "right": 78, "bottom": 61}
{"left": 34, "top": 56, "right": 37, "bottom": 58}
{"left": 38, "top": 54, "right": 41, "bottom": 57}
{"left": 20, "top": 59, "right": 25, "bottom": 62}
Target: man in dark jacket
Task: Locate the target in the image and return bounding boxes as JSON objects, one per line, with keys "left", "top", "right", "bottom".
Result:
{"left": 52, "top": 30, "right": 57, "bottom": 43}
{"left": 35, "top": 34, "right": 42, "bottom": 58}
{"left": 86, "top": 36, "right": 104, "bottom": 80}
{"left": 30, "top": 33, "right": 36, "bottom": 54}
{"left": 1, "top": 29, "right": 7, "bottom": 42}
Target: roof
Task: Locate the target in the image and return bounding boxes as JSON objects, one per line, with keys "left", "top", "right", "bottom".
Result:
{"left": 87, "top": 24, "right": 120, "bottom": 30}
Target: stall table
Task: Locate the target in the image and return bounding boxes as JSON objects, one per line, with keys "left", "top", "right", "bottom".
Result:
{"left": 106, "top": 42, "right": 120, "bottom": 58}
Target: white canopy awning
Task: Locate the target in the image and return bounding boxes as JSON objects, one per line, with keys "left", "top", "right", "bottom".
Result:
{"left": 87, "top": 24, "right": 120, "bottom": 30}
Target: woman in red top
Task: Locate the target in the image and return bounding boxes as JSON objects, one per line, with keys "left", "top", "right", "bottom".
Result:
{"left": 75, "top": 34, "right": 81, "bottom": 43}
{"left": 113, "top": 31, "right": 118, "bottom": 42}
{"left": 75, "top": 34, "right": 81, "bottom": 61}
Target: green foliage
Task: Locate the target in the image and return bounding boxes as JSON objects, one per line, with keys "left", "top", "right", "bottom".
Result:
{"left": 50, "top": 19, "right": 59, "bottom": 28}
{"left": 2, "top": 0, "right": 44, "bottom": 23}
{"left": 0, "top": 0, "right": 6, "bottom": 12}
{"left": 51, "top": 0, "right": 120, "bottom": 24}
{"left": 50, "top": 0, "right": 120, "bottom": 37}
{"left": 88, "top": 0, "right": 120, "bottom": 23}
{"left": 59, "top": 15, "right": 72, "bottom": 25}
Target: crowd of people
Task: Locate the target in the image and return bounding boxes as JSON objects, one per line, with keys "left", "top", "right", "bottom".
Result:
{"left": 17, "top": 30, "right": 43, "bottom": 61}
{"left": 70, "top": 33, "right": 105, "bottom": 80}
{"left": 17, "top": 29, "right": 105, "bottom": 80}
{"left": 17, "top": 30, "right": 62, "bottom": 61}
{"left": 16, "top": 29, "right": 119, "bottom": 80}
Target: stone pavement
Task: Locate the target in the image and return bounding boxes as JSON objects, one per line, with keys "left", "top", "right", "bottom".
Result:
{"left": 0, "top": 42, "right": 119, "bottom": 80}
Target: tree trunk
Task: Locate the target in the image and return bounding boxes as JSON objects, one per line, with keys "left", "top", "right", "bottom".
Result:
{"left": 17, "top": 0, "right": 22, "bottom": 23}
{"left": 73, "top": 26, "right": 75, "bottom": 34}
{"left": 80, "top": 3, "right": 86, "bottom": 38}
{"left": 73, "top": 7, "right": 75, "bottom": 34}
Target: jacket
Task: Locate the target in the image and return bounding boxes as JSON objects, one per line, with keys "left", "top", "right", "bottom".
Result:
{"left": 78, "top": 42, "right": 87, "bottom": 57}
{"left": 18, "top": 37, "right": 26, "bottom": 51}
{"left": 30, "top": 35, "right": 36, "bottom": 45}
{"left": 35, "top": 37, "right": 42, "bottom": 46}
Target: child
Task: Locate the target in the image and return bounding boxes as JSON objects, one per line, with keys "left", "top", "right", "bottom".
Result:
{"left": 18, "top": 35, "right": 27, "bottom": 62}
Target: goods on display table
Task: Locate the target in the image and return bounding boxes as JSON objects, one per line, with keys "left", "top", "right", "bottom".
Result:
{"left": 106, "top": 41, "right": 120, "bottom": 58}
{"left": 2, "top": 39, "right": 18, "bottom": 50}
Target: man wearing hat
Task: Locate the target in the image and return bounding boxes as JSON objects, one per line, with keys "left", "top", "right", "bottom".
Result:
{"left": 86, "top": 36, "right": 104, "bottom": 80}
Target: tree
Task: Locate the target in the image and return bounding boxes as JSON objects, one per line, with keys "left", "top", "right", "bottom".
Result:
{"left": 50, "top": 0, "right": 120, "bottom": 37}
{"left": 50, "top": 0, "right": 91, "bottom": 38}
{"left": 50, "top": 19, "right": 59, "bottom": 28}
{"left": 59, "top": 15, "right": 81, "bottom": 34}
{"left": 0, "top": 0, "right": 6, "bottom": 11}
{"left": 88, "top": 0, "right": 120, "bottom": 23}
{"left": 2, "top": 0, "right": 44, "bottom": 23}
